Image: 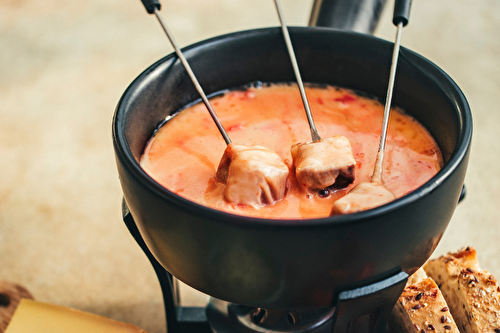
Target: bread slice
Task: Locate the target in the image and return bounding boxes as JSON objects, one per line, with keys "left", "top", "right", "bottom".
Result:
{"left": 388, "top": 268, "right": 460, "bottom": 333}
{"left": 424, "top": 246, "right": 500, "bottom": 332}
{"left": 407, "top": 267, "right": 430, "bottom": 286}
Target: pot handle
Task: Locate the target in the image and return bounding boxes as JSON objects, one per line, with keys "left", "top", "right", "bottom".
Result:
{"left": 459, "top": 184, "right": 466, "bottom": 203}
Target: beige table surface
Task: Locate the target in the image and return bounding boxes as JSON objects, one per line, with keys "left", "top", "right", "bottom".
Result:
{"left": 1, "top": 0, "right": 499, "bottom": 332}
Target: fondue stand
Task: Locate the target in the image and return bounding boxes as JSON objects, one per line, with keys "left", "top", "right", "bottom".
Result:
{"left": 114, "top": 0, "right": 469, "bottom": 332}
{"left": 123, "top": 201, "right": 408, "bottom": 333}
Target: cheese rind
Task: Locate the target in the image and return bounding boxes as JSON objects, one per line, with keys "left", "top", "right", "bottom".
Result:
{"left": 0, "top": 281, "right": 34, "bottom": 333}
{"left": 5, "top": 299, "right": 147, "bottom": 333}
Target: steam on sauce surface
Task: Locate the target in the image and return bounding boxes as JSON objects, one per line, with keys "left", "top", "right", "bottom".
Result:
{"left": 140, "top": 83, "right": 442, "bottom": 219}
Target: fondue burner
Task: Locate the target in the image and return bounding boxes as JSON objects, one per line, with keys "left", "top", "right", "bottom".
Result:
{"left": 123, "top": 201, "right": 408, "bottom": 333}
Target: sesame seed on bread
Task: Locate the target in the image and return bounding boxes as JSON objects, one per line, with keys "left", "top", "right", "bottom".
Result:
{"left": 388, "top": 269, "right": 460, "bottom": 333}
{"left": 424, "top": 246, "right": 500, "bottom": 333}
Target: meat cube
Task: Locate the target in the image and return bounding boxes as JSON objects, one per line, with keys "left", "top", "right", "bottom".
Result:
{"left": 331, "top": 181, "right": 396, "bottom": 215}
{"left": 216, "top": 143, "right": 289, "bottom": 208}
{"left": 291, "top": 136, "right": 356, "bottom": 192}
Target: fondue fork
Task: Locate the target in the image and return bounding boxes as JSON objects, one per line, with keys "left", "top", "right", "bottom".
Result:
{"left": 371, "top": 0, "right": 412, "bottom": 184}
{"left": 332, "top": 0, "right": 412, "bottom": 215}
{"left": 275, "top": 0, "right": 358, "bottom": 193}
{"left": 273, "top": 0, "right": 321, "bottom": 142}
{"left": 140, "top": 0, "right": 292, "bottom": 208}
{"left": 140, "top": 0, "right": 231, "bottom": 145}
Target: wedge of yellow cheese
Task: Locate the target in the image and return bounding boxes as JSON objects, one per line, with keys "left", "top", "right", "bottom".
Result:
{"left": 5, "top": 299, "right": 147, "bottom": 333}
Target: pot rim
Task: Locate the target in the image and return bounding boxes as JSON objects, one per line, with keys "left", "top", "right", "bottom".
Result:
{"left": 113, "top": 26, "right": 472, "bottom": 228}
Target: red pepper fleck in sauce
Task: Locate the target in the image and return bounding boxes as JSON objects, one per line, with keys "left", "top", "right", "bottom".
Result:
{"left": 334, "top": 94, "right": 356, "bottom": 103}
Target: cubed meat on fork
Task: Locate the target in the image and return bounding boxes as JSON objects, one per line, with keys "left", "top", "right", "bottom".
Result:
{"left": 291, "top": 136, "right": 356, "bottom": 193}
{"left": 331, "top": 181, "right": 396, "bottom": 215}
{"left": 216, "top": 143, "right": 289, "bottom": 208}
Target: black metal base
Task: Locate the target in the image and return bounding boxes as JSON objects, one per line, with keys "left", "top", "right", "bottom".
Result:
{"left": 123, "top": 201, "right": 210, "bottom": 333}
{"left": 122, "top": 200, "right": 407, "bottom": 333}
{"left": 206, "top": 298, "right": 336, "bottom": 333}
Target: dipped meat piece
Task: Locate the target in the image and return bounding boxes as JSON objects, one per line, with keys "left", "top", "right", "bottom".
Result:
{"left": 216, "top": 143, "right": 289, "bottom": 208}
{"left": 291, "top": 136, "right": 356, "bottom": 192}
{"left": 331, "top": 181, "right": 396, "bottom": 215}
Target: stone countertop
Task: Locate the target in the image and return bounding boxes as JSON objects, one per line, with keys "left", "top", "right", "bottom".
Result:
{"left": 0, "top": 0, "right": 499, "bottom": 332}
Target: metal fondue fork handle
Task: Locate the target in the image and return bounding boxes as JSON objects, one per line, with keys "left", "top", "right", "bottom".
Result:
{"left": 273, "top": 0, "right": 322, "bottom": 142}
{"left": 140, "top": 0, "right": 232, "bottom": 145}
{"left": 371, "top": 0, "right": 412, "bottom": 184}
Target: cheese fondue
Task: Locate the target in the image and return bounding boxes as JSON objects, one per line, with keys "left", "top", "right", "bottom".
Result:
{"left": 140, "top": 83, "right": 442, "bottom": 219}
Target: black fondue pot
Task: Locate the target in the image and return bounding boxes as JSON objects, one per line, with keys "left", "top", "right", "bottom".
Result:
{"left": 113, "top": 27, "right": 471, "bottom": 330}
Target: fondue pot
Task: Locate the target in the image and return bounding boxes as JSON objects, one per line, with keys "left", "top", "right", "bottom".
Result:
{"left": 113, "top": 27, "right": 472, "bottom": 332}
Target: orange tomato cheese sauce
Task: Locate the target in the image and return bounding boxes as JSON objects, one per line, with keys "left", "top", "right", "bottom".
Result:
{"left": 140, "top": 83, "right": 442, "bottom": 219}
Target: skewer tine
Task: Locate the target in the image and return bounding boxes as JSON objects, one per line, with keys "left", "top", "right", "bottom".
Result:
{"left": 371, "top": 0, "right": 412, "bottom": 184}
{"left": 331, "top": 0, "right": 411, "bottom": 215}
{"left": 371, "top": 21, "right": 403, "bottom": 184}
{"left": 140, "top": 0, "right": 231, "bottom": 145}
{"left": 274, "top": 0, "right": 321, "bottom": 142}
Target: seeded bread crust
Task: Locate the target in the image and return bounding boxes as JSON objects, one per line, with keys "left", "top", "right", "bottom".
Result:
{"left": 389, "top": 274, "right": 460, "bottom": 333}
{"left": 407, "top": 267, "right": 430, "bottom": 286}
{"left": 424, "top": 246, "right": 500, "bottom": 333}
{"left": 388, "top": 268, "right": 428, "bottom": 332}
